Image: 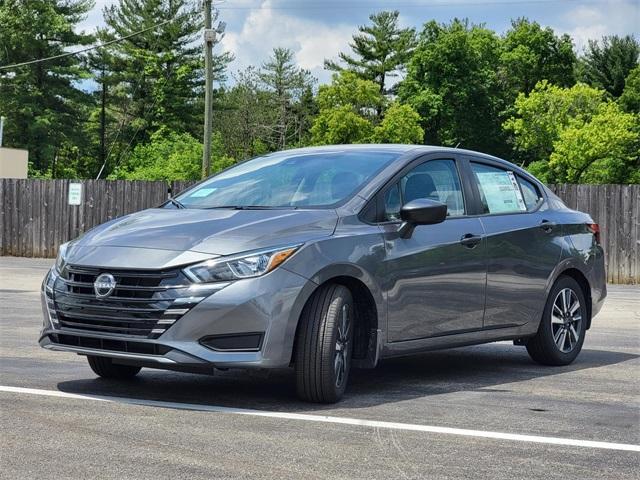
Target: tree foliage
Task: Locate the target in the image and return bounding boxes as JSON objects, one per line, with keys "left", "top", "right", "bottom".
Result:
{"left": 618, "top": 65, "right": 640, "bottom": 113}
{"left": 311, "top": 72, "right": 380, "bottom": 144}
{"left": 100, "top": 0, "right": 231, "bottom": 136}
{"left": 259, "top": 48, "right": 315, "bottom": 149}
{"left": 0, "top": 0, "right": 94, "bottom": 173}
{"left": 504, "top": 81, "right": 606, "bottom": 165}
{"left": 1, "top": 3, "right": 637, "bottom": 185}
{"left": 311, "top": 72, "right": 423, "bottom": 145}
{"left": 545, "top": 103, "right": 639, "bottom": 184}
{"left": 373, "top": 103, "right": 423, "bottom": 144}
{"left": 581, "top": 35, "right": 640, "bottom": 98}
{"left": 110, "top": 129, "right": 233, "bottom": 181}
{"left": 399, "top": 19, "right": 506, "bottom": 154}
{"left": 325, "top": 10, "right": 416, "bottom": 96}
{"left": 88, "top": 0, "right": 233, "bottom": 179}
{"left": 311, "top": 105, "right": 374, "bottom": 145}
{"left": 500, "top": 18, "right": 576, "bottom": 95}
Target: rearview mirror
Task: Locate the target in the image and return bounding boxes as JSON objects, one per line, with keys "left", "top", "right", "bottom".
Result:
{"left": 398, "top": 198, "right": 447, "bottom": 238}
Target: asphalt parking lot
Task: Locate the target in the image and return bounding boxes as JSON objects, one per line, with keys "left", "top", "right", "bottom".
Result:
{"left": 0, "top": 256, "right": 638, "bottom": 479}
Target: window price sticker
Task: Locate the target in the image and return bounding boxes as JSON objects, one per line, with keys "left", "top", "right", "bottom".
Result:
{"left": 506, "top": 171, "right": 527, "bottom": 211}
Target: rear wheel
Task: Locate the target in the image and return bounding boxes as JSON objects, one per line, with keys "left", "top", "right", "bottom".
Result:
{"left": 526, "top": 276, "right": 587, "bottom": 366}
{"left": 295, "top": 284, "right": 354, "bottom": 403}
{"left": 87, "top": 355, "right": 141, "bottom": 379}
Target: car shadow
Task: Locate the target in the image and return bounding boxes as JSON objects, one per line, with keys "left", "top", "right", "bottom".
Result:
{"left": 55, "top": 344, "right": 638, "bottom": 413}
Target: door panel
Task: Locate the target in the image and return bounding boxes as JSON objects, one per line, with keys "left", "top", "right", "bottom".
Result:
{"left": 479, "top": 213, "right": 563, "bottom": 327}
{"left": 466, "top": 160, "right": 563, "bottom": 329}
{"left": 382, "top": 218, "right": 487, "bottom": 341}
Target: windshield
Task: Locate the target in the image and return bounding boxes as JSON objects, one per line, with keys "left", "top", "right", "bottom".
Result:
{"left": 176, "top": 150, "right": 400, "bottom": 209}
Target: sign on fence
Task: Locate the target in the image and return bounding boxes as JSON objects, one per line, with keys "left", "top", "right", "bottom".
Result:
{"left": 68, "top": 183, "right": 82, "bottom": 205}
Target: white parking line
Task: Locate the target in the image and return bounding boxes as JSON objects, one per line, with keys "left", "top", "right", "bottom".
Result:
{"left": 2, "top": 385, "right": 639, "bottom": 453}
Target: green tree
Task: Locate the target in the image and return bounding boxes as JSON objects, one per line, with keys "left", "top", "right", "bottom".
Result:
{"left": 214, "top": 67, "right": 277, "bottom": 160}
{"left": 581, "top": 35, "right": 639, "bottom": 98}
{"left": 110, "top": 128, "right": 234, "bottom": 180}
{"left": 99, "top": 0, "right": 232, "bottom": 164}
{"left": 259, "top": 47, "right": 315, "bottom": 149}
{"left": 500, "top": 18, "right": 576, "bottom": 95}
{"left": 399, "top": 19, "right": 506, "bottom": 154}
{"left": 290, "top": 85, "right": 318, "bottom": 146}
{"left": 0, "top": 0, "right": 94, "bottom": 174}
{"left": 310, "top": 106, "right": 374, "bottom": 145}
{"left": 311, "top": 72, "right": 423, "bottom": 145}
{"left": 373, "top": 103, "right": 423, "bottom": 144}
{"left": 504, "top": 81, "right": 606, "bottom": 166}
{"left": 619, "top": 65, "right": 640, "bottom": 113}
{"left": 311, "top": 71, "right": 381, "bottom": 145}
{"left": 543, "top": 103, "right": 639, "bottom": 184}
{"left": 325, "top": 10, "right": 416, "bottom": 97}
{"left": 317, "top": 71, "right": 383, "bottom": 114}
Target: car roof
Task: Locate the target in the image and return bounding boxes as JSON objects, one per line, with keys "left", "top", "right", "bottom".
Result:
{"left": 263, "top": 144, "right": 540, "bottom": 189}
{"left": 274, "top": 144, "right": 518, "bottom": 168}
{"left": 273, "top": 143, "right": 500, "bottom": 160}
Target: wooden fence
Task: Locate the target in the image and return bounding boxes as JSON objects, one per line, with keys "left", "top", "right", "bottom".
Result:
{"left": 0, "top": 179, "right": 194, "bottom": 259}
{"left": 548, "top": 184, "right": 639, "bottom": 284}
{"left": 0, "top": 179, "right": 638, "bottom": 283}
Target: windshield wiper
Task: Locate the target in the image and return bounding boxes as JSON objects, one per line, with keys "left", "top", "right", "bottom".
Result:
{"left": 166, "top": 197, "right": 186, "bottom": 209}
{"left": 205, "top": 205, "right": 298, "bottom": 210}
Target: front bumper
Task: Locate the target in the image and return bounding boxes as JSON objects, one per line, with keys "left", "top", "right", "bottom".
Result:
{"left": 39, "top": 266, "right": 317, "bottom": 370}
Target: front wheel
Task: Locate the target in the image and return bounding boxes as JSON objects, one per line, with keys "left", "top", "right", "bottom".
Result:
{"left": 294, "top": 284, "right": 354, "bottom": 403}
{"left": 87, "top": 355, "right": 142, "bottom": 379}
{"left": 526, "top": 276, "right": 588, "bottom": 366}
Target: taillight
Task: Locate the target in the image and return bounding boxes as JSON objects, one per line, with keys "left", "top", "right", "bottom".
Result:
{"left": 587, "top": 223, "right": 601, "bottom": 244}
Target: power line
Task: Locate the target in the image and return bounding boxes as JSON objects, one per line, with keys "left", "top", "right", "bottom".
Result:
{"left": 0, "top": 19, "right": 174, "bottom": 71}
{"left": 214, "top": 0, "right": 610, "bottom": 9}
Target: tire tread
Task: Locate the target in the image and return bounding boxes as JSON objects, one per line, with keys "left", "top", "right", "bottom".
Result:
{"left": 295, "top": 283, "right": 351, "bottom": 403}
{"left": 87, "top": 355, "right": 141, "bottom": 379}
{"left": 526, "top": 276, "right": 587, "bottom": 366}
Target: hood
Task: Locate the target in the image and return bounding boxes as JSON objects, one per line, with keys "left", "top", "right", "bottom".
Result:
{"left": 74, "top": 207, "right": 338, "bottom": 257}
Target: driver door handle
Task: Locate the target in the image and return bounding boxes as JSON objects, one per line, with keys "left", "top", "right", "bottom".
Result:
{"left": 460, "top": 233, "right": 482, "bottom": 248}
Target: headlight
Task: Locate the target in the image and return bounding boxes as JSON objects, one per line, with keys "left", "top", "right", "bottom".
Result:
{"left": 55, "top": 242, "right": 69, "bottom": 274}
{"left": 183, "top": 244, "right": 301, "bottom": 283}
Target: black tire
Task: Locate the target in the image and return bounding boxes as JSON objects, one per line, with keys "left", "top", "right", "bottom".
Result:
{"left": 87, "top": 355, "right": 142, "bottom": 379}
{"left": 294, "top": 284, "right": 354, "bottom": 403}
{"left": 526, "top": 276, "right": 588, "bottom": 366}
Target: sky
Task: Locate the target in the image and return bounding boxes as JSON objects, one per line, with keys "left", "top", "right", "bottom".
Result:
{"left": 79, "top": 0, "right": 640, "bottom": 86}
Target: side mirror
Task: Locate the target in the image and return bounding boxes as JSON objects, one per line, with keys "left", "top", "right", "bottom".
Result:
{"left": 398, "top": 198, "right": 447, "bottom": 238}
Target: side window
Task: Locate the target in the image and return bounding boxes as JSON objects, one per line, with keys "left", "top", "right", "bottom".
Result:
{"left": 402, "top": 159, "right": 465, "bottom": 217}
{"left": 470, "top": 162, "right": 527, "bottom": 214}
{"left": 382, "top": 159, "right": 465, "bottom": 220}
{"left": 517, "top": 176, "right": 543, "bottom": 211}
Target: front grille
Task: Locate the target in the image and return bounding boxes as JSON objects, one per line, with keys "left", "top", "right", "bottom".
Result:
{"left": 51, "top": 265, "right": 209, "bottom": 339}
{"left": 50, "top": 334, "right": 171, "bottom": 356}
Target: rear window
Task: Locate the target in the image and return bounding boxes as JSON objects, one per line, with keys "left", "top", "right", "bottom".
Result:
{"left": 517, "top": 176, "right": 543, "bottom": 210}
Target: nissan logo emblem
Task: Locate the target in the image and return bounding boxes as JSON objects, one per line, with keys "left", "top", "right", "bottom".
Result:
{"left": 94, "top": 273, "right": 116, "bottom": 299}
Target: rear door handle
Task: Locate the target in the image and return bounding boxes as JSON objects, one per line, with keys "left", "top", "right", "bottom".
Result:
{"left": 539, "top": 220, "right": 557, "bottom": 233}
{"left": 460, "top": 233, "right": 482, "bottom": 248}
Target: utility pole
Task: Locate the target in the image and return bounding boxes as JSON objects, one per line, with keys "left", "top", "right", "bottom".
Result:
{"left": 100, "top": 65, "right": 107, "bottom": 168}
{"left": 201, "top": 0, "right": 214, "bottom": 178}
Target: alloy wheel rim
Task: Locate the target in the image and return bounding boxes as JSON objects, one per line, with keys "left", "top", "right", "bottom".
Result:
{"left": 334, "top": 303, "right": 351, "bottom": 388}
{"left": 551, "top": 288, "right": 582, "bottom": 353}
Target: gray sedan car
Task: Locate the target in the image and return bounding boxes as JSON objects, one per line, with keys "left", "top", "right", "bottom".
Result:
{"left": 39, "top": 145, "right": 606, "bottom": 402}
